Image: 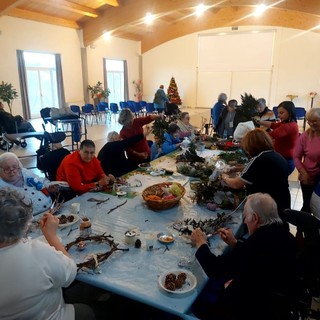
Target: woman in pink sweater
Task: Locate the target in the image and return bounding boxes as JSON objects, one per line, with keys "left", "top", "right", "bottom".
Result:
{"left": 294, "top": 108, "right": 320, "bottom": 212}
{"left": 258, "top": 101, "right": 299, "bottom": 175}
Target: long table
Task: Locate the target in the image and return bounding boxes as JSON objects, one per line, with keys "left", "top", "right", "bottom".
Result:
{"left": 31, "top": 150, "right": 243, "bottom": 319}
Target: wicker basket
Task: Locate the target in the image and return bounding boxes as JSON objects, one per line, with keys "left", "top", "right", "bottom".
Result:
{"left": 142, "top": 182, "right": 186, "bottom": 210}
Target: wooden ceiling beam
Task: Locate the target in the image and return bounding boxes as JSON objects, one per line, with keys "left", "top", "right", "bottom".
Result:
{"left": 9, "top": 7, "right": 80, "bottom": 28}
{"left": 82, "top": 0, "right": 226, "bottom": 46}
{"left": 33, "top": 0, "right": 99, "bottom": 18}
{"left": 103, "top": 0, "right": 119, "bottom": 6}
{"left": 0, "top": 0, "right": 27, "bottom": 14}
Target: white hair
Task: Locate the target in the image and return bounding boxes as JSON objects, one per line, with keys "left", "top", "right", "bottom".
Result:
{"left": 245, "top": 193, "right": 283, "bottom": 226}
{"left": 107, "top": 131, "right": 119, "bottom": 142}
{"left": 0, "top": 152, "right": 23, "bottom": 170}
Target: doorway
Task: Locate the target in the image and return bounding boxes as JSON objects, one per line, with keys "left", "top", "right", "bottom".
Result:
{"left": 23, "top": 52, "right": 59, "bottom": 118}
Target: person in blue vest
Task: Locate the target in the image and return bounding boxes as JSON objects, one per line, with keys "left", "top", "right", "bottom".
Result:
{"left": 153, "top": 85, "right": 169, "bottom": 114}
{"left": 211, "top": 93, "right": 227, "bottom": 128}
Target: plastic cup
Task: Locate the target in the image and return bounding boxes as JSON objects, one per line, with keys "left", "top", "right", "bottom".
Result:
{"left": 71, "top": 202, "right": 80, "bottom": 214}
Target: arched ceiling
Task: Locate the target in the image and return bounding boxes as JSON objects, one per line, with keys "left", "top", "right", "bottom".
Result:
{"left": 2, "top": 0, "right": 320, "bottom": 53}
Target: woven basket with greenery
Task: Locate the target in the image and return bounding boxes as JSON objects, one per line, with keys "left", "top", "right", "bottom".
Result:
{"left": 142, "top": 182, "right": 185, "bottom": 210}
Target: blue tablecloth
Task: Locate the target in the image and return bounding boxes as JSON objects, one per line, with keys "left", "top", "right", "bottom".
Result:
{"left": 30, "top": 150, "right": 243, "bottom": 319}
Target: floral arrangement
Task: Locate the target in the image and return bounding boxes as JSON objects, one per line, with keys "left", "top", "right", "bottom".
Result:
{"left": 286, "top": 94, "right": 298, "bottom": 101}
{"left": 0, "top": 81, "right": 19, "bottom": 114}
{"left": 132, "top": 80, "right": 142, "bottom": 101}
{"left": 310, "top": 92, "right": 317, "bottom": 98}
{"left": 87, "top": 81, "right": 110, "bottom": 99}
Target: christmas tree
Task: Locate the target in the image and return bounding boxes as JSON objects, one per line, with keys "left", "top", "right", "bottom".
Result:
{"left": 167, "top": 77, "right": 182, "bottom": 105}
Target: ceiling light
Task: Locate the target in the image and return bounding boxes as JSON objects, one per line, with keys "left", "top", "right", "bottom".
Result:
{"left": 145, "top": 12, "right": 154, "bottom": 24}
{"left": 103, "top": 31, "right": 111, "bottom": 41}
{"left": 254, "top": 4, "right": 267, "bottom": 16}
{"left": 195, "top": 4, "right": 207, "bottom": 16}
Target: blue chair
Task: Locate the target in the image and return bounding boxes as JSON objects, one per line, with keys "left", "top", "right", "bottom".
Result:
{"left": 139, "top": 101, "right": 147, "bottom": 115}
{"left": 146, "top": 102, "right": 155, "bottom": 114}
{"left": 82, "top": 104, "right": 97, "bottom": 126}
{"left": 126, "top": 100, "right": 136, "bottom": 113}
{"left": 97, "top": 102, "right": 110, "bottom": 123}
{"left": 119, "top": 101, "right": 128, "bottom": 110}
{"left": 70, "top": 105, "right": 81, "bottom": 116}
{"left": 273, "top": 106, "right": 278, "bottom": 118}
{"left": 295, "top": 107, "right": 306, "bottom": 131}
{"left": 133, "top": 101, "right": 143, "bottom": 116}
{"left": 109, "top": 103, "right": 119, "bottom": 121}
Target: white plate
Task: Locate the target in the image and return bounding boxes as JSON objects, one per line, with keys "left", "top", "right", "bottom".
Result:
{"left": 57, "top": 214, "right": 80, "bottom": 227}
{"left": 157, "top": 232, "right": 175, "bottom": 244}
{"left": 158, "top": 269, "right": 197, "bottom": 294}
{"left": 116, "top": 191, "right": 127, "bottom": 197}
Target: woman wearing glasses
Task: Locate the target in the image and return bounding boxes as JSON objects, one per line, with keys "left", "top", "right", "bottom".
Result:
{"left": 0, "top": 152, "right": 54, "bottom": 215}
{"left": 177, "top": 112, "right": 198, "bottom": 140}
{"left": 294, "top": 108, "right": 320, "bottom": 212}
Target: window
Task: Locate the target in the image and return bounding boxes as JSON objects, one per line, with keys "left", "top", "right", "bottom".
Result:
{"left": 105, "top": 60, "right": 125, "bottom": 104}
{"left": 23, "top": 52, "right": 59, "bottom": 118}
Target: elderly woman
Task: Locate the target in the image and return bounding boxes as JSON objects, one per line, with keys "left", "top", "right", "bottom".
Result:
{"left": 0, "top": 152, "right": 54, "bottom": 215}
{"left": 0, "top": 189, "right": 95, "bottom": 319}
{"left": 294, "top": 108, "right": 320, "bottom": 212}
{"left": 258, "top": 101, "right": 299, "bottom": 175}
{"left": 254, "top": 98, "right": 276, "bottom": 130}
{"left": 222, "top": 128, "right": 291, "bottom": 215}
{"left": 177, "top": 112, "right": 197, "bottom": 140}
{"left": 162, "top": 123, "right": 182, "bottom": 155}
{"left": 118, "top": 108, "right": 160, "bottom": 164}
{"left": 97, "top": 131, "right": 144, "bottom": 177}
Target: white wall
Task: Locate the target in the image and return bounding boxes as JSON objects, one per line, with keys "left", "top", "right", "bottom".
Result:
{"left": 0, "top": 16, "right": 83, "bottom": 116}
{"left": 1, "top": 15, "right": 319, "bottom": 117}
{"left": 143, "top": 26, "right": 320, "bottom": 112}
{"left": 86, "top": 36, "right": 141, "bottom": 103}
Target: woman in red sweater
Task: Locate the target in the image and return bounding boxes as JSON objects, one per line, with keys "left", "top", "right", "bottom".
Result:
{"left": 258, "top": 101, "right": 299, "bottom": 175}
{"left": 118, "top": 108, "right": 160, "bottom": 164}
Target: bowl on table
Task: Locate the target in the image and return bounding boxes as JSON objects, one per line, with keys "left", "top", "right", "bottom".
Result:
{"left": 138, "top": 162, "right": 151, "bottom": 171}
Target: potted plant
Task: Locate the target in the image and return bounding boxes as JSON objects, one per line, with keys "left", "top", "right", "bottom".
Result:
{"left": 236, "top": 93, "right": 258, "bottom": 122}
{"left": 0, "top": 81, "right": 19, "bottom": 114}
{"left": 87, "top": 81, "right": 110, "bottom": 105}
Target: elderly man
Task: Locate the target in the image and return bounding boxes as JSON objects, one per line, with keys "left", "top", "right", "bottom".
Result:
{"left": 56, "top": 139, "right": 115, "bottom": 195}
{"left": 191, "top": 193, "right": 297, "bottom": 320}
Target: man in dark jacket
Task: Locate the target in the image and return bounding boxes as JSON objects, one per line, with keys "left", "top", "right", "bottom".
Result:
{"left": 97, "top": 131, "right": 144, "bottom": 178}
{"left": 191, "top": 193, "right": 298, "bottom": 320}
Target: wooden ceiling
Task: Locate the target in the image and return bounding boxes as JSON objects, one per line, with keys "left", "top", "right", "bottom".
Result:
{"left": 1, "top": 0, "right": 320, "bottom": 53}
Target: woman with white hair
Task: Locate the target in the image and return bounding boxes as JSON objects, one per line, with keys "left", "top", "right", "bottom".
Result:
{"left": 0, "top": 152, "right": 54, "bottom": 215}
{"left": 0, "top": 189, "right": 95, "bottom": 320}
{"left": 97, "top": 131, "right": 144, "bottom": 177}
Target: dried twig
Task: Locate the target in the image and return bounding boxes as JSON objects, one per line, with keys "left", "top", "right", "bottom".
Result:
{"left": 65, "top": 233, "right": 129, "bottom": 271}
{"left": 106, "top": 200, "right": 127, "bottom": 214}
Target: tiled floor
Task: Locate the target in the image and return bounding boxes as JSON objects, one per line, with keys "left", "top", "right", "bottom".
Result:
{"left": 0, "top": 107, "right": 303, "bottom": 212}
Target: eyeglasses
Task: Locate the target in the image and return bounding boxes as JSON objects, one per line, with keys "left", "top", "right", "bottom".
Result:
{"left": 0, "top": 165, "right": 20, "bottom": 174}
